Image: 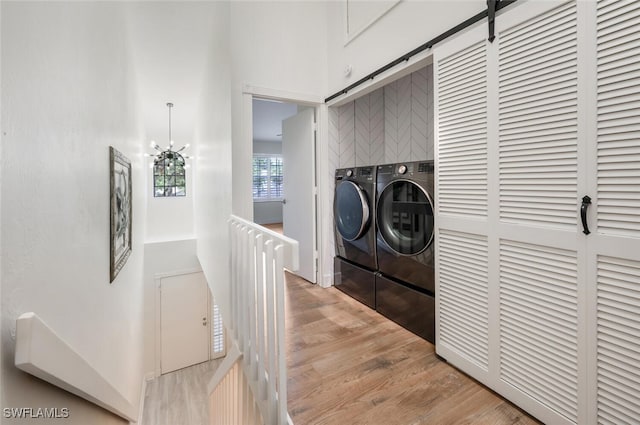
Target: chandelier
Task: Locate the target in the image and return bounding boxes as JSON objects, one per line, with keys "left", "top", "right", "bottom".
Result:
{"left": 147, "top": 102, "right": 190, "bottom": 168}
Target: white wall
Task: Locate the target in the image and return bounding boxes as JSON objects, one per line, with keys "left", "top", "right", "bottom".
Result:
{"left": 125, "top": 2, "right": 218, "bottom": 245}
{"left": 144, "top": 164, "right": 195, "bottom": 243}
{"left": 253, "top": 140, "right": 282, "bottom": 156}
{"left": 1, "top": 2, "right": 145, "bottom": 423}
{"left": 326, "top": 1, "right": 485, "bottom": 95}
{"left": 229, "top": 1, "right": 328, "bottom": 219}
{"left": 253, "top": 202, "right": 283, "bottom": 225}
{"left": 193, "top": 2, "right": 234, "bottom": 324}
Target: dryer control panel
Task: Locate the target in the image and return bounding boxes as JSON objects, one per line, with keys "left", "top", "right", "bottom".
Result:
{"left": 377, "top": 161, "right": 434, "bottom": 177}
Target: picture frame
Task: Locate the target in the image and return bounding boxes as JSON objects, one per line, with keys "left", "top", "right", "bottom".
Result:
{"left": 110, "top": 146, "right": 132, "bottom": 283}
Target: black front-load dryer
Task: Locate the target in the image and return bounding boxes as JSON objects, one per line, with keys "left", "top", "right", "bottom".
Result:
{"left": 334, "top": 166, "right": 377, "bottom": 308}
{"left": 375, "top": 161, "right": 435, "bottom": 342}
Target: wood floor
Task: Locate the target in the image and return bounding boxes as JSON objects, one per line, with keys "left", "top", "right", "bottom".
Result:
{"left": 285, "top": 272, "right": 540, "bottom": 425}
{"left": 142, "top": 267, "right": 539, "bottom": 424}
{"left": 141, "top": 359, "right": 222, "bottom": 425}
{"left": 262, "top": 222, "right": 283, "bottom": 234}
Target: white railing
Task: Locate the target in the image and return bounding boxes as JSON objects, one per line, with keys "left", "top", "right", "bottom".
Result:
{"left": 208, "top": 215, "right": 299, "bottom": 425}
{"left": 14, "top": 312, "right": 137, "bottom": 422}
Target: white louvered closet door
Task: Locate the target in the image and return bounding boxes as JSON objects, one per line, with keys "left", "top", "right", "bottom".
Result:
{"left": 435, "top": 1, "right": 589, "bottom": 424}
{"left": 433, "top": 17, "right": 492, "bottom": 383}
{"left": 493, "top": 2, "right": 588, "bottom": 424}
{"left": 587, "top": 1, "right": 640, "bottom": 424}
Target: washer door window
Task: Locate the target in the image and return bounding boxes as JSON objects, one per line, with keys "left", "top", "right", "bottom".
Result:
{"left": 335, "top": 181, "right": 370, "bottom": 241}
{"left": 377, "top": 180, "right": 434, "bottom": 255}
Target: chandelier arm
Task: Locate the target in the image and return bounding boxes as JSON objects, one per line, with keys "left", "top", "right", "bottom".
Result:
{"left": 167, "top": 102, "right": 173, "bottom": 147}
{"left": 148, "top": 102, "right": 192, "bottom": 161}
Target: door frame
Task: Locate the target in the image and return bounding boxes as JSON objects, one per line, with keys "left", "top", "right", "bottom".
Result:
{"left": 241, "top": 85, "right": 331, "bottom": 287}
{"left": 154, "top": 267, "right": 209, "bottom": 377}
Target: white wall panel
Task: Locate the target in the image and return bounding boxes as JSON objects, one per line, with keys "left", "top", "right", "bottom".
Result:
{"left": 326, "top": 0, "right": 483, "bottom": 95}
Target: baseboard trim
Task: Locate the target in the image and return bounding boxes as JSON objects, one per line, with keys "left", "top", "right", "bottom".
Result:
{"left": 134, "top": 374, "right": 152, "bottom": 424}
{"left": 322, "top": 273, "right": 333, "bottom": 288}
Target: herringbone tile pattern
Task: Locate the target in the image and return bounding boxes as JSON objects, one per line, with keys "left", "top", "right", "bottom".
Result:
{"left": 338, "top": 102, "right": 355, "bottom": 168}
{"left": 383, "top": 65, "right": 434, "bottom": 163}
{"left": 328, "top": 65, "right": 434, "bottom": 168}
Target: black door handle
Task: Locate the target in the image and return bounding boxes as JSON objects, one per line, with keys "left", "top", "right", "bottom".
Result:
{"left": 581, "top": 195, "right": 591, "bottom": 235}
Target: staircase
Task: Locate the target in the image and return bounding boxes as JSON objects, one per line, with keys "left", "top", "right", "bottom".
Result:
{"left": 207, "top": 215, "right": 298, "bottom": 425}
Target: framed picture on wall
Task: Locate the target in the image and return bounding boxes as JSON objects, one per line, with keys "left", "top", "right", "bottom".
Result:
{"left": 110, "top": 146, "right": 132, "bottom": 283}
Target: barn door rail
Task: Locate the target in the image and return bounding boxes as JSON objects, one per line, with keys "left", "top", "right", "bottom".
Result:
{"left": 208, "top": 215, "right": 299, "bottom": 425}
{"left": 325, "top": 0, "right": 518, "bottom": 103}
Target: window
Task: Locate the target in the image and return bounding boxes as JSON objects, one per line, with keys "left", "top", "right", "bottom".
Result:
{"left": 154, "top": 152, "right": 186, "bottom": 197}
{"left": 211, "top": 303, "right": 225, "bottom": 358}
{"left": 253, "top": 155, "right": 283, "bottom": 201}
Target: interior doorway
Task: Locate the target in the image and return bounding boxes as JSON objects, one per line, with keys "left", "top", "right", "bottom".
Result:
{"left": 251, "top": 97, "right": 318, "bottom": 284}
{"left": 251, "top": 99, "right": 296, "bottom": 226}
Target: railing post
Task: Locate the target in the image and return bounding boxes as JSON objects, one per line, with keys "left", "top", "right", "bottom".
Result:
{"left": 254, "top": 233, "right": 266, "bottom": 402}
{"left": 274, "top": 244, "right": 288, "bottom": 424}
{"left": 248, "top": 232, "right": 258, "bottom": 384}
{"left": 212, "top": 216, "right": 299, "bottom": 425}
{"left": 264, "top": 239, "right": 277, "bottom": 425}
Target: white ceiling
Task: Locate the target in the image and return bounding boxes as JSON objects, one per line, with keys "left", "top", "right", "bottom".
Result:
{"left": 252, "top": 99, "right": 298, "bottom": 144}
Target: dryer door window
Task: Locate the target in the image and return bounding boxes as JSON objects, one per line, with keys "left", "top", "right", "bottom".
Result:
{"left": 377, "top": 180, "right": 434, "bottom": 255}
{"left": 335, "top": 181, "right": 370, "bottom": 241}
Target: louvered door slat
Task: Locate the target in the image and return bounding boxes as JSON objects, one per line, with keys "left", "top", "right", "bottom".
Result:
{"left": 498, "top": 1, "right": 578, "bottom": 230}
{"left": 499, "top": 240, "right": 579, "bottom": 422}
{"left": 597, "top": 0, "right": 640, "bottom": 239}
{"left": 437, "top": 40, "right": 487, "bottom": 218}
{"left": 596, "top": 255, "right": 640, "bottom": 424}
{"left": 438, "top": 230, "right": 489, "bottom": 370}
{"left": 592, "top": 7, "right": 640, "bottom": 421}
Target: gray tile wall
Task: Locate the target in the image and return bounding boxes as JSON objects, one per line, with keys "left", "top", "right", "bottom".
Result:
{"left": 328, "top": 64, "right": 434, "bottom": 169}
